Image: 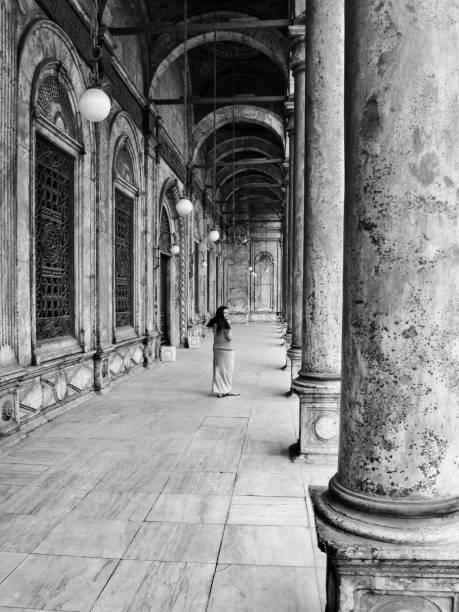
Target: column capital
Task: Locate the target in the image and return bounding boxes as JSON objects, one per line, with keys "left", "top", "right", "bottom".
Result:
{"left": 289, "top": 25, "right": 306, "bottom": 72}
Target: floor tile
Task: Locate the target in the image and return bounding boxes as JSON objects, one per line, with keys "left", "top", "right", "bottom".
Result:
{"left": 0, "top": 554, "right": 117, "bottom": 611}
{"left": 33, "top": 462, "right": 112, "bottom": 491}
{"left": 92, "top": 560, "right": 214, "bottom": 612}
{"left": 70, "top": 490, "right": 159, "bottom": 521}
{"left": 219, "top": 525, "right": 315, "bottom": 567}
{"left": 1, "top": 486, "right": 87, "bottom": 517}
{"left": 94, "top": 463, "right": 171, "bottom": 493}
{"left": 234, "top": 471, "right": 304, "bottom": 497}
{"left": 228, "top": 496, "right": 308, "bottom": 526}
{"left": 207, "top": 564, "right": 321, "bottom": 612}
{"left": 0, "top": 486, "right": 22, "bottom": 503}
{"left": 238, "top": 454, "right": 300, "bottom": 474}
{"left": 0, "top": 553, "right": 26, "bottom": 583}
{"left": 125, "top": 522, "right": 224, "bottom": 563}
{"left": 0, "top": 464, "right": 49, "bottom": 486}
{"left": 178, "top": 453, "right": 240, "bottom": 472}
{"left": 0, "top": 514, "right": 59, "bottom": 553}
{"left": 146, "top": 493, "right": 230, "bottom": 524}
{"left": 34, "top": 517, "right": 140, "bottom": 559}
{"left": 164, "top": 471, "right": 236, "bottom": 495}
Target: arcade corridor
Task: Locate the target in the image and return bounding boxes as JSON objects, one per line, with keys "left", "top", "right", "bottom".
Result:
{"left": 0, "top": 324, "right": 332, "bottom": 611}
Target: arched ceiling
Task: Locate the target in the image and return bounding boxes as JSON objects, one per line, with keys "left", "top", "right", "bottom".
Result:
{"left": 103, "top": 0, "right": 290, "bottom": 226}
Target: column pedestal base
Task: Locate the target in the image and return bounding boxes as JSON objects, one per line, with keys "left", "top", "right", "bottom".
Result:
{"left": 311, "top": 486, "right": 459, "bottom": 612}
{"left": 287, "top": 346, "right": 302, "bottom": 382}
{"left": 291, "top": 376, "right": 340, "bottom": 460}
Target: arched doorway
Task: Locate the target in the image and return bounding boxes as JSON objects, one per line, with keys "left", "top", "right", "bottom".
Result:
{"left": 254, "top": 251, "right": 274, "bottom": 312}
{"left": 158, "top": 207, "right": 172, "bottom": 345}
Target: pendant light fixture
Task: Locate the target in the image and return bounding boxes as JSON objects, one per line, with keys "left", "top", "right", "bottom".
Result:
{"left": 176, "top": 0, "right": 193, "bottom": 217}
{"left": 207, "top": 8, "right": 220, "bottom": 243}
{"left": 78, "top": 0, "right": 111, "bottom": 122}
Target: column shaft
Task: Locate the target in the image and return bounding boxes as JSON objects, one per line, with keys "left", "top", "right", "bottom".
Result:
{"left": 314, "top": 2, "right": 459, "bottom": 608}
{"left": 292, "top": 0, "right": 344, "bottom": 459}
{"left": 335, "top": 0, "right": 459, "bottom": 513}
{"left": 286, "top": 107, "right": 295, "bottom": 340}
{"left": 287, "top": 29, "right": 306, "bottom": 380}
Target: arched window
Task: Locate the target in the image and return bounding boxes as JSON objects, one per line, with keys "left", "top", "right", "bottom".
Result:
{"left": 34, "top": 75, "right": 78, "bottom": 341}
{"left": 113, "top": 143, "right": 136, "bottom": 328}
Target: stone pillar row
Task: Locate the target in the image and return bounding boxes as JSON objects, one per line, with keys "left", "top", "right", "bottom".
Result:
{"left": 311, "top": 1, "right": 459, "bottom": 609}
{"left": 0, "top": 3, "right": 17, "bottom": 367}
{"left": 286, "top": 26, "right": 306, "bottom": 383}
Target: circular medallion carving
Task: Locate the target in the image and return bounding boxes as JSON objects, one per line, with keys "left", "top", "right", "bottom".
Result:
{"left": 2, "top": 400, "right": 13, "bottom": 422}
{"left": 371, "top": 597, "right": 441, "bottom": 612}
{"left": 313, "top": 415, "right": 338, "bottom": 441}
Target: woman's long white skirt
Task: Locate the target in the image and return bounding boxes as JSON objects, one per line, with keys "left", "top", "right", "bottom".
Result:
{"left": 212, "top": 348, "right": 234, "bottom": 395}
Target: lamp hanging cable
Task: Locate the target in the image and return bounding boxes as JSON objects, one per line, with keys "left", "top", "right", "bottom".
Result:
{"left": 78, "top": 0, "right": 111, "bottom": 122}
{"left": 207, "top": 1, "right": 219, "bottom": 243}
{"left": 175, "top": 0, "right": 193, "bottom": 216}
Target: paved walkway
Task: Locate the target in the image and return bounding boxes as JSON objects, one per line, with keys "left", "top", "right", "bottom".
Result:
{"left": 0, "top": 323, "right": 335, "bottom": 612}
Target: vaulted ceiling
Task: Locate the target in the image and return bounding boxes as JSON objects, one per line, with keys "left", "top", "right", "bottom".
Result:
{"left": 101, "top": 0, "right": 291, "bottom": 227}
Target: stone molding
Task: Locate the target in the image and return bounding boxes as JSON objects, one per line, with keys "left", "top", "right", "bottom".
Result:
{"left": 289, "top": 25, "right": 306, "bottom": 72}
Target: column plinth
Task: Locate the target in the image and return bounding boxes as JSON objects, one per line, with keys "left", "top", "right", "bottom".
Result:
{"left": 292, "top": 0, "right": 344, "bottom": 459}
{"left": 315, "top": 1, "right": 459, "bottom": 608}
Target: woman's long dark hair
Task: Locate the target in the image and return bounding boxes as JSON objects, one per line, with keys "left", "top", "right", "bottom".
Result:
{"left": 207, "top": 305, "right": 231, "bottom": 332}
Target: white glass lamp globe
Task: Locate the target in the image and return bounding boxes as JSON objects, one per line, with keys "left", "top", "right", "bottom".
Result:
{"left": 78, "top": 87, "right": 111, "bottom": 122}
{"left": 248, "top": 266, "right": 253, "bottom": 272}
{"left": 176, "top": 196, "right": 193, "bottom": 217}
{"left": 170, "top": 243, "right": 180, "bottom": 255}
{"left": 201, "top": 260, "right": 208, "bottom": 268}
{"left": 208, "top": 228, "right": 220, "bottom": 242}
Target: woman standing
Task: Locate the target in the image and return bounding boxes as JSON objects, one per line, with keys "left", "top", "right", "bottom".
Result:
{"left": 207, "top": 305, "right": 239, "bottom": 398}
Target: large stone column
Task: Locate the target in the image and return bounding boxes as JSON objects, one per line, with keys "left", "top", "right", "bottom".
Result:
{"left": 0, "top": 2, "right": 18, "bottom": 367}
{"left": 292, "top": 0, "right": 344, "bottom": 460}
{"left": 281, "top": 160, "right": 289, "bottom": 325}
{"left": 285, "top": 99, "right": 295, "bottom": 346}
{"left": 313, "top": 2, "right": 459, "bottom": 609}
{"left": 286, "top": 27, "right": 305, "bottom": 382}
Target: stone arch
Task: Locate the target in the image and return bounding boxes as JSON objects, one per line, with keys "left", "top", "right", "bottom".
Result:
{"left": 157, "top": 177, "right": 180, "bottom": 235}
{"left": 149, "top": 12, "right": 288, "bottom": 94}
{"left": 217, "top": 163, "right": 283, "bottom": 187}
{"left": 16, "top": 19, "right": 94, "bottom": 366}
{"left": 193, "top": 106, "right": 285, "bottom": 163}
{"left": 109, "top": 111, "right": 144, "bottom": 189}
{"left": 210, "top": 137, "right": 282, "bottom": 163}
{"left": 157, "top": 177, "right": 181, "bottom": 347}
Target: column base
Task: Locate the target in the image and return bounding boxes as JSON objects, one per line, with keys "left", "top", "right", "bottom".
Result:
{"left": 311, "top": 487, "right": 459, "bottom": 612}
{"left": 286, "top": 346, "right": 302, "bottom": 382}
{"left": 291, "top": 374, "right": 340, "bottom": 459}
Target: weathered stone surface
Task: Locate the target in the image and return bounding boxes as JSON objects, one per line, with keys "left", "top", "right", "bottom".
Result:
{"left": 338, "top": 0, "right": 459, "bottom": 508}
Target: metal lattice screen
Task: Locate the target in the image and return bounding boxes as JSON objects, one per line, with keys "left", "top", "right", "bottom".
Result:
{"left": 114, "top": 189, "right": 134, "bottom": 327}
{"left": 35, "top": 134, "right": 74, "bottom": 340}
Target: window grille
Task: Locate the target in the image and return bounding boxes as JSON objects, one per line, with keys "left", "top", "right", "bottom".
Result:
{"left": 35, "top": 135, "right": 74, "bottom": 340}
{"left": 115, "top": 189, "right": 134, "bottom": 327}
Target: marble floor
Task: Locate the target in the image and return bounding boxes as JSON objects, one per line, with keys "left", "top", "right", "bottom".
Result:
{"left": 0, "top": 323, "right": 336, "bottom": 612}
